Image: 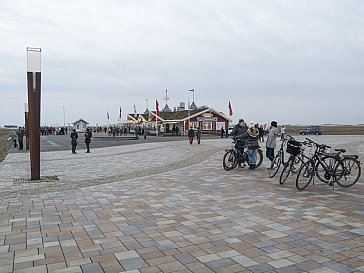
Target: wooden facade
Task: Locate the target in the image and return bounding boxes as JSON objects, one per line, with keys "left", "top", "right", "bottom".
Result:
{"left": 127, "top": 107, "right": 229, "bottom": 135}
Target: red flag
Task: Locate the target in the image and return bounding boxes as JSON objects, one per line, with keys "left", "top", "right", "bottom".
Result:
{"left": 119, "top": 107, "right": 122, "bottom": 119}
{"left": 228, "top": 100, "right": 233, "bottom": 116}
{"left": 107, "top": 111, "right": 109, "bottom": 120}
{"left": 156, "top": 99, "right": 160, "bottom": 116}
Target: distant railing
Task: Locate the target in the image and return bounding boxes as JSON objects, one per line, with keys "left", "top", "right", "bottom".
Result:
{"left": 0, "top": 137, "right": 12, "bottom": 162}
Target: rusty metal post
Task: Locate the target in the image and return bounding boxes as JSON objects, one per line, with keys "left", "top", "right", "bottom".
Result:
{"left": 27, "top": 47, "right": 41, "bottom": 180}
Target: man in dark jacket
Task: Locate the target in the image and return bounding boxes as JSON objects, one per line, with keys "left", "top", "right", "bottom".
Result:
{"left": 16, "top": 127, "right": 24, "bottom": 150}
{"left": 70, "top": 129, "right": 78, "bottom": 154}
{"left": 231, "top": 119, "right": 248, "bottom": 167}
{"left": 231, "top": 119, "right": 248, "bottom": 139}
{"left": 84, "top": 128, "right": 92, "bottom": 153}
{"left": 196, "top": 127, "right": 201, "bottom": 144}
{"left": 188, "top": 128, "right": 195, "bottom": 145}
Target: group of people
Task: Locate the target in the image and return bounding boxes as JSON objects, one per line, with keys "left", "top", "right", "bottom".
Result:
{"left": 70, "top": 128, "right": 93, "bottom": 154}
{"left": 187, "top": 127, "right": 202, "bottom": 144}
{"left": 230, "top": 119, "right": 279, "bottom": 170}
{"left": 10, "top": 127, "right": 25, "bottom": 150}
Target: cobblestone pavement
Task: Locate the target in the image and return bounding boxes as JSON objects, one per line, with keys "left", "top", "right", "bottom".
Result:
{"left": 0, "top": 136, "right": 363, "bottom": 272}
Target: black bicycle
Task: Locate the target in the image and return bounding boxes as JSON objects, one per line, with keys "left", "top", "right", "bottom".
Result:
{"left": 223, "top": 137, "right": 263, "bottom": 170}
{"left": 268, "top": 135, "right": 295, "bottom": 178}
{"left": 296, "top": 139, "right": 361, "bottom": 190}
{"left": 279, "top": 139, "right": 310, "bottom": 185}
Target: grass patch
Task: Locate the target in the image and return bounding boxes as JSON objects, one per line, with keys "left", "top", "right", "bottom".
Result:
{"left": 0, "top": 128, "right": 12, "bottom": 162}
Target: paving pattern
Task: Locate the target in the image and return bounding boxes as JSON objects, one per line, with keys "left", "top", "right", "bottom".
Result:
{"left": 0, "top": 136, "right": 363, "bottom": 272}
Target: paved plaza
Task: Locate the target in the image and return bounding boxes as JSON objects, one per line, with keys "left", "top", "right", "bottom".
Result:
{"left": 0, "top": 136, "right": 363, "bottom": 272}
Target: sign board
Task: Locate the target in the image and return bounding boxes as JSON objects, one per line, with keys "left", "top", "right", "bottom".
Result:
{"left": 197, "top": 117, "right": 217, "bottom": 122}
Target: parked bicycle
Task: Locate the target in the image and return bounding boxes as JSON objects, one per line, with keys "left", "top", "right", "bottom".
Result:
{"left": 296, "top": 138, "right": 361, "bottom": 191}
{"left": 268, "top": 135, "right": 295, "bottom": 178}
{"left": 223, "top": 137, "right": 263, "bottom": 170}
{"left": 279, "top": 139, "right": 311, "bottom": 184}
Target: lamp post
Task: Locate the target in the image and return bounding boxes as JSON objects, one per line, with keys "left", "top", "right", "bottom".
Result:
{"left": 24, "top": 103, "right": 29, "bottom": 150}
{"left": 26, "top": 47, "right": 41, "bottom": 180}
{"left": 189, "top": 89, "right": 195, "bottom": 104}
{"left": 187, "top": 96, "right": 190, "bottom": 132}
{"left": 63, "top": 105, "right": 66, "bottom": 128}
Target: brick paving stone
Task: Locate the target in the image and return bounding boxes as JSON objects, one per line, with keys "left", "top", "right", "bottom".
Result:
{"left": 274, "top": 265, "right": 305, "bottom": 273}
{"left": 13, "top": 265, "right": 47, "bottom": 273}
{"left": 0, "top": 264, "right": 13, "bottom": 272}
{"left": 118, "top": 257, "right": 148, "bottom": 271}
{"left": 52, "top": 266, "right": 83, "bottom": 273}
{"left": 157, "top": 261, "right": 188, "bottom": 272}
{"left": 81, "top": 263, "right": 104, "bottom": 273}
{"left": 205, "top": 258, "right": 236, "bottom": 269}
{"left": 174, "top": 253, "right": 198, "bottom": 264}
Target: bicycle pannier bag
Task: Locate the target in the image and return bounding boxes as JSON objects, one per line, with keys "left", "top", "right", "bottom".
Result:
{"left": 286, "top": 140, "right": 301, "bottom": 155}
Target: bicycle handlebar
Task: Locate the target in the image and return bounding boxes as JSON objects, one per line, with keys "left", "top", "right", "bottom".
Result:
{"left": 305, "top": 138, "right": 331, "bottom": 149}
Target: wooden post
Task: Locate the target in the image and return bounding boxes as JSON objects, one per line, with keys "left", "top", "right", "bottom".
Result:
{"left": 27, "top": 72, "right": 41, "bottom": 180}
{"left": 27, "top": 47, "right": 41, "bottom": 181}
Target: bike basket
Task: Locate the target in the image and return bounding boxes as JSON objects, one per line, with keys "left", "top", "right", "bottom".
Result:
{"left": 286, "top": 140, "right": 301, "bottom": 155}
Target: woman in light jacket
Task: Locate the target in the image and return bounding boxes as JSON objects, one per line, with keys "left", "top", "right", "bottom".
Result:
{"left": 266, "top": 121, "right": 278, "bottom": 162}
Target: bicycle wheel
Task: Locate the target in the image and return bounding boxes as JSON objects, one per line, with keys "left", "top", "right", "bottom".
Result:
{"left": 316, "top": 156, "right": 340, "bottom": 184}
{"left": 296, "top": 161, "right": 314, "bottom": 191}
{"left": 269, "top": 154, "right": 281, "bottom": 178}
{"left": 335, "top": 157, "right": 361, "bottom": 188}
{"left": 279, "top": 159, "right": 293, "bottom": 184}
{"left": 223, "top": 150, "right": 237, "bottom": 171}
{"left": 255, "top": 150, "right": 263, "bottom": 168}
{"left": 291, "top": 155, "right": 303, "bottom": 174}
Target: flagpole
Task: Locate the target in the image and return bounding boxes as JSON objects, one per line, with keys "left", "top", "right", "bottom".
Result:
{"left": 156, "top": 98, "right": 159, "bottom": 136}
{"left": 107, "top": 108, "right": 109, "bottom": 127}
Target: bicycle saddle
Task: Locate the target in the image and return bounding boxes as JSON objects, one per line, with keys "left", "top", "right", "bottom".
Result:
{"left": 334, "top": 149, "right": 346, "bottom": 153}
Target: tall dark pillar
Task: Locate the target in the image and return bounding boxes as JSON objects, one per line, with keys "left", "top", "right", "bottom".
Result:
{"left": 27, "top": 72, "right": 41, "bottom": 180}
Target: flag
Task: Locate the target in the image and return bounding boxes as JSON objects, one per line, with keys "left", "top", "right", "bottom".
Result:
{"left": 228, "top": 100, "right": 233, "bottom": 116}
{"left": 133, "top": 102, "right": 137, "bottom": 117}
{"left": 156, "top": 99, "right": 160, "bottom": 116}
{"left": 119, "top": 107, "right": 122, "bottom": 119}
{"left": 107, "top": 110, "right": 109, "bottom": 120}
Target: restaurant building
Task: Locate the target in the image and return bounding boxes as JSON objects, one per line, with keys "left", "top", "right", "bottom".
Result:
{"left": 127, "top": 106, "right": 230, "bottom": 135}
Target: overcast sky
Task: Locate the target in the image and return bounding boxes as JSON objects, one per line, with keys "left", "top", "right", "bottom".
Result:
{"left": 1, "top": 0, "right": 364, "bottom": 127}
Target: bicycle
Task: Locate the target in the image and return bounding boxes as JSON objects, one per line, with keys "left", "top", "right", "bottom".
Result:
{"left": 278, "top": 138, "right": 314, "bottom": 185}
{"left": 223, "top": 137, "right": 263, "bottom": 170}
{"left": 296, "top": 138, "right": 361, "bottom": 190}
{"left": 268, "top": 135, "right": 294, "bottom": 178}
{"left": 315, "top": 147, "right": 361, "bottom": 188}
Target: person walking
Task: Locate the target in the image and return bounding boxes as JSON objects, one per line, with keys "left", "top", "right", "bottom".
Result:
{"left": 135, "top": 126, "right": 139, "bottom": 140}
{"left": 16, "top": 127, "right": 24, "bottom": 150}
{"left": 243, "top": 122, "right": 260, "bottom": 170}
{"left": 258, "top": 125, "right": 264, "bottom": 142}
{"left": 70, "top": 129, "right": 79, "bottom": 154}
{"left": 84, "top": 128, "right": 92, "bottom": 153}
{"left": 280, "top": 125, "right": 286, "bottom": 141}
{"left": 144, "top": 128, "right": 147, "bottom": 139}
{"left": 188, "top": 128, "right": 195, "bottom": 144}
{"left": 10, "top": 131, "right": 18, "bottom": 148}
{"left": 196, "top": 127, "right": 201, "bottom": 144}
{"left": 266, "top": 121, "right": 278, "bottom": 162}
{"left": 220, "top": 127, "right": 224, "bottom": 138}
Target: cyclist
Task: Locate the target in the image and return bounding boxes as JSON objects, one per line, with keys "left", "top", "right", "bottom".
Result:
{"left": 231, "top": 119, "right": 248, "bottom": 167}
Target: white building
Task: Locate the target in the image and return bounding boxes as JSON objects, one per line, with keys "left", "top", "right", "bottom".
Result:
{"left": 73, "top": 119, "right": 89, "bottom": 133}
